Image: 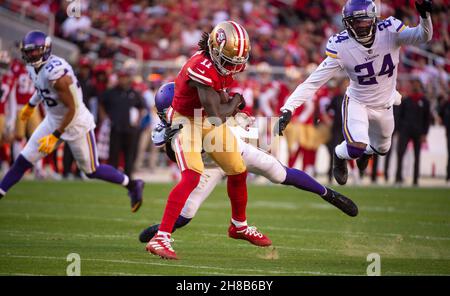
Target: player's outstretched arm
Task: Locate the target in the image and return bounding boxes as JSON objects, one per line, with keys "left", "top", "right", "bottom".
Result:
{"left": 190, "top": 80, "right": 241, "bottom": 124}
{"left": 274, "top": 56, "right": 341, "bottom": 136}
{"left": 396, "top": 0, "right": 433, "bottom": 45}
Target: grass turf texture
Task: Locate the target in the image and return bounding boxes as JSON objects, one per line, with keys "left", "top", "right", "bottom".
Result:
{"left": 0, "top": 180, "right": 449, "bottom": 276}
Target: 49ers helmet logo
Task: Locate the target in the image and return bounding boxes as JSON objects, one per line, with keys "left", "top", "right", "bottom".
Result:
{"left": 215, "top": 28, "right": 226, "bottom": 46}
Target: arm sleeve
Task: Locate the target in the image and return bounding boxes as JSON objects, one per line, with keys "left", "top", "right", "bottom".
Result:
{"left": 389, "top": 15, "right": 433, "bottom": 46}
{"left": 281, "top": 57, "right": 342, "bottom": 113}
{"left": 187, "top": 65, "right": 215, "bottom": 87}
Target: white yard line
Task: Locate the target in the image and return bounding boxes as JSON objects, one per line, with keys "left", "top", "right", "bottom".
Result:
{"left": 2, "top": 211, "right": 450, "bottom": 242}
{"left": 0, "top": 272, "right": 47, "bottom": 276}
{"left": 0, "top": 254, "right": 358, "bottom": 276}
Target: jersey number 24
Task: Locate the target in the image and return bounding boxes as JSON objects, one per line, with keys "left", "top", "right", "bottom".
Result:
{"left": 354, "top": 54, "right": 395, "bottom": 85}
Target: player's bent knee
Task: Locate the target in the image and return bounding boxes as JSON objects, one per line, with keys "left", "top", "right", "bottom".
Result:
{"left": 347, "top": 143, "right": 366, "bottom": 159}
{"left": 373, "top": 144, "right": 390, "bottom": 156}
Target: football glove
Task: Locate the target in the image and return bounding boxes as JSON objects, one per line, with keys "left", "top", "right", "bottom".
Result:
{"left": 415, "top": 0, "right": 432, "bottom": 18}
{"left": 19, "top": 103, "right": 36, "bottom": 122}
{"left": 165, "top": 124, "right": 183, "bottom": 143}
{"left": 273, "top": 109, "right": 292, "bottom": 136}
{"left": 38, "top": 132, "right": 60, "bottom": 154}
{"left": 151, "top": 123, "right": 167, "bottom": 147}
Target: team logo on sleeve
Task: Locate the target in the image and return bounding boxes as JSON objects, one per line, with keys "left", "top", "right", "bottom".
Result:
{"left": 216, "top": 29, "right": 227, "bottom": 46}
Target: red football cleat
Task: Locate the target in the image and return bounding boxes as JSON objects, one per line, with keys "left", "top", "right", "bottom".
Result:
{"left": 228, "top": 223, "right": 272, "bottom": 247}
{"left": 146, "top": 234, "right": 178, "bottom": 260}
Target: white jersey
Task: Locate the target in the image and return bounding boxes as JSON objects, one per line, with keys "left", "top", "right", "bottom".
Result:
{"left": 282, "top": 15, "right": 433, "bottom": 111}
{"left": 27, "top": 55, "right": 95, "bottom": 140}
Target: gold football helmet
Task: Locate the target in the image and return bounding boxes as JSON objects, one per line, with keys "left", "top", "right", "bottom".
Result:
{"left": 208, "top": 21, "right": 251, "bottom": 76}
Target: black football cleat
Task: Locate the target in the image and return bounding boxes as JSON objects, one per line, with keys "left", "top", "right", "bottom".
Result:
{"left": 139, "top": 222, "right": 180, "bottom": 243}
{"left": 322, "top": 187, "right": 358, "bottom": 217}
{"left": 127, "top": 179, "right": 144, "bottom": 213}
{"left": 356, "top": 153, "right": 372, "bottom": 172}
{"left": 139, "top": 224, "right": 160, "bottom": 243}
{"left": 333, "top": 152, "right": 348, "bottom": 185}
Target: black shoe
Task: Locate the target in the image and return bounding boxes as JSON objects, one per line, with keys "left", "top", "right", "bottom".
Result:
{"left": 139, "top": 224, "right": 178, "bottom": 243}
{"left": 333, "top": 152, "right": 348, "bottom": 185}
{"left": 139, "top": 224, "right": 161, "bottom": 243}
{"left": 127, "top": 179, "right": 144, "bottom": 213}
{"left": 322, "top": 187, "right": 358, "bottom": 217}
{"left": 356, "top": 153, "right": 372, "bottom": 171}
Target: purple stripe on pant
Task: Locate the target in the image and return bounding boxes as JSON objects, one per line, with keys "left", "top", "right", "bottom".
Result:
{"left": 88, "top": 130, "right": 99, "bottom": 168}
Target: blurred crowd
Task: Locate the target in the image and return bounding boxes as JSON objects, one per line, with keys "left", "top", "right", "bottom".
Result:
{"left": 0, "top": 0, "right": 449, "bottom": 185}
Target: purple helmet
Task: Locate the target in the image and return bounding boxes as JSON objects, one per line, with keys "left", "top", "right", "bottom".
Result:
{"left": 20, "top": 30, "right": 52, "bottom": 68}
{"left": 155, "top": 82, "right": 174, "bottom": 121}
{"left": 342, "top": 0, "right": 377, "bottom": 46}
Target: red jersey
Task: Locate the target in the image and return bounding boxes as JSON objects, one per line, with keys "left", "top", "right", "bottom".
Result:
{"left": 259, "top": 80, "right": 290, "bottom": 117}
{"left": 0, "top": 73, "right": 14, "bottom": 114}
{"left": 9, "top": 59, "right": 35, "bottom": 106}
{"left": 172, "top": 51, "right": 235, "bottom": 116}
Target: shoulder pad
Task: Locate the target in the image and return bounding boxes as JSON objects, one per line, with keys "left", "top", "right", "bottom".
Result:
{"left": 380, "top": 16, "right": 407, "bottom": 33}
{"left": 186, "top": 55, "right": 215, "bottom": 87}
{"left": 325, "top": 34, "right": 344, "bottom": 59}
{"left": 44, "top": 57, "right": 70, "bottom": 81}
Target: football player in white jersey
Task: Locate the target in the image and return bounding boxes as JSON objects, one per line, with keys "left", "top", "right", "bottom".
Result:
{"left": 0, "top": 31, "right": 144, "bottom": 212}
{"left": 137, "top": 82, "right": 358, "bottom": 243}
{"left": 274, "top": 0, "right": 433, "bottom": 185}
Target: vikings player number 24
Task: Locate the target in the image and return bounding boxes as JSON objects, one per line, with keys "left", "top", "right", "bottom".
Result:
{"left": 355, "top": 53, "right": 395, "bottom": 85}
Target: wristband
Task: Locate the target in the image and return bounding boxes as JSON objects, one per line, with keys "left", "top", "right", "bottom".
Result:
{"left": 52, "top": 130, "right": 62, "bottom": 139}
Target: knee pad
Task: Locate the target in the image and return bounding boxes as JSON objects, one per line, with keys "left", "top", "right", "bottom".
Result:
{"left": 347, "top": 144, "right": 365, "bottom": 159}
{"left": 371, "top": 144, "right": 390, "bottom": 156}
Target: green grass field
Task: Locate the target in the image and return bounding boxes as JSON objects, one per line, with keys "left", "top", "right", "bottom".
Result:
{"left": 0, "top": 180, "right": 449, "bottom": 276}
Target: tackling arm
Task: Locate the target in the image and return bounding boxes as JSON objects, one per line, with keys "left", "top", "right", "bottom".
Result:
{"left": 281, "top": 57, "right": 342, "bottom": 113}
{"left": 189, "top": 80, "right": 241, "bottom": 124}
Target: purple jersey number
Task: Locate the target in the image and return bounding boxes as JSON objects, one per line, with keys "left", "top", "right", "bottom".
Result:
{"left": 354, "top": 54, "right": 395, "bottom": 85}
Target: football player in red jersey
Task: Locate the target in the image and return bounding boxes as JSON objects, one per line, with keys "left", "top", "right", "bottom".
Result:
{"left": 0, "top": 73, "right": 13, "bottom": 144}
{"left": 146, "top": 21, "right": 271, "bottom": 260}
{"left": 0, "top": 72, "right": 14, "bottom": 169}
{"left": 9, "top": 59, "right": 42, "bottom": 157}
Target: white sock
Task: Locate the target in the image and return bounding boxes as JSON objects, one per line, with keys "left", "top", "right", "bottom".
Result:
{"left": 122, "top": 175, "right": 129, "bottom": 186}
{"left": 232, "top": 218, "right": 247, "bottom": 228}
{"left": 157, "top": 231, "right": 171, "bottom": 238}
{"left": 335, "top": 142, "right": 351, "bottom": 160}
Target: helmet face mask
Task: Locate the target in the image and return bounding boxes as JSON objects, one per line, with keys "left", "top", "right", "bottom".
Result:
{"left": 208, "top": 21, "right": 250, "bottom": 76}
{"left": 20, "top": 31, "right": 52, "bottom": 68}
{"left": 342, "top": 0, "right": 377, "bottom": 46}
